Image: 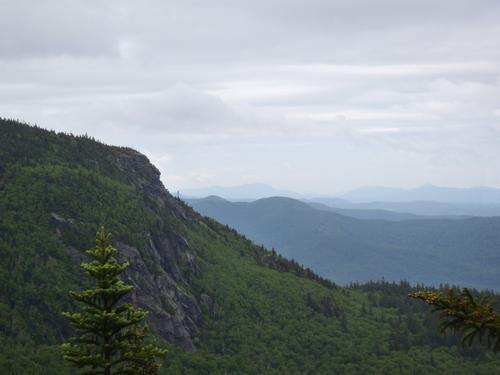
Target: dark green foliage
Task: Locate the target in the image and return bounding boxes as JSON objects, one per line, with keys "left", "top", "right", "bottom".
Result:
{"left": 161, "top": 233, "right": 500, "bottom": 374}
{"left": 2, "top": 118, "right": 500, "bottom": 374}
{"left": 62, "top": 227, "right": 166, "bottom": 374}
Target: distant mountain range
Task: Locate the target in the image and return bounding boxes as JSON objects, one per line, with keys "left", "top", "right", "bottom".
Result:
{"left": 180, "top": 183, "right": 303, "bottom": 200}
{"left": 181, "top": 183, "right": 500, "bottom": 204}
{"left": 187, "top": 195, "right": 500, "bottom": 290}
{"left": 309, "top": 198, "right": 500, "bottom": 217}
{"left": 338, "top": 184, "right": 500, "bottom": 204}
{"left": 181, "top": 183, "right": 500, "bottom": 217}
{"left": 307, "top": 202, "right": 468, "bottom": 221}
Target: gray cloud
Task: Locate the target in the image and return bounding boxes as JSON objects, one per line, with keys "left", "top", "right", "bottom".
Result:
{"left": 0, "top": 0, "right": 120, "bottom": 59}
{"left": 1, "top": 0, "right": 499, "bottom": 193}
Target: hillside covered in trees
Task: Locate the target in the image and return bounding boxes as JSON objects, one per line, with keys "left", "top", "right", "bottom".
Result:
{"left": 1, "top": 118, "right": 500, "bottom": 374}
{"left": 188, "top": 196, "right": 500, "bottom": 290}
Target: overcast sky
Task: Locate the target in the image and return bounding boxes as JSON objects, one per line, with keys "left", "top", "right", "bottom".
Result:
{"left": 1, "top": 0, "right": 500, "bottom": 194}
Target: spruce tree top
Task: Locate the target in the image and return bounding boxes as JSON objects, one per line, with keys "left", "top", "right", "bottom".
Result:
{"left": 62, "top": 227, "right": 166, "bottom": 375}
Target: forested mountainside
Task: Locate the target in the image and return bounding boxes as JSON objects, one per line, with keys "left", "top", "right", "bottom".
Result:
{"left": 188, "top": 196, "right": 500, "bottom": 290}
{"left": 1, "top": 118, "right": 500, "bottom": 374}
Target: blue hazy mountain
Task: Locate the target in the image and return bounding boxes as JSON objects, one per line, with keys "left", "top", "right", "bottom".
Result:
{"left": 180, "top": 183, "right": 303, "bottom": 200}
{"left": 310, "top": 197, "right": 500, "bottom": 217}
{"left": 338, "top": 184, "right": 500, "bottom": 204}
{"left": 182, "top": 183, "right": 500, "bottom": 216}
{"left": 187, "top": 196, "right": 500, "bottom": 290}
{"left": 306, "top": 202, "right": 465, "bottom": 221}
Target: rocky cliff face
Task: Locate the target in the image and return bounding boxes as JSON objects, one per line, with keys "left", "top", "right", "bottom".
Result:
{"left": 117, "top": 238, "right": 202, "bottom": 350}
{"left": 54, "top": 147, "right": 205, "bottom": 350}
{"left": 1, "top": 119, "right": 208, "bottom": 351}
{"left": 116, "top": 150, "right": 205, "bottom": 349}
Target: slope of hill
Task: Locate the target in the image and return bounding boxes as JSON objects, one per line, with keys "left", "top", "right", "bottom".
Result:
{"left": 188, "top": 196, "right": 500, "bottom": 291}
{"left": 1, "top": 119, "right": 500, "bottom": 374}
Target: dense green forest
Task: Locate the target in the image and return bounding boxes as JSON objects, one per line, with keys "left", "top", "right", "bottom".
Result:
{"left": 1, "top": 118, "right": 500, "bottom": 374}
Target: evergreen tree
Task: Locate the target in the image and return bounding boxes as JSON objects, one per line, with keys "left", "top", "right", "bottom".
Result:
{"left": 62, "top": 227, "right": 166, "bottom": 374}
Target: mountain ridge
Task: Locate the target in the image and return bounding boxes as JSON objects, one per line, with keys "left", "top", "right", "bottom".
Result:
{"left": 181, "top": 182, "right": 500, "bottom": 216}
{"left": 188, "top": 195, "right": 500, "bottom": 290}
{"left": 180, "top": 183, "right": 304, "bottom": 200}
{"left": 2, "top": 118, "right": 500, "bottom": 374}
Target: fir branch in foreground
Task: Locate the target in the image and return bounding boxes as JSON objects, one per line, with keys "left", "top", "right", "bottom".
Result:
{"left": 410, "top": 288, "right": 500, "bottom": 350}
